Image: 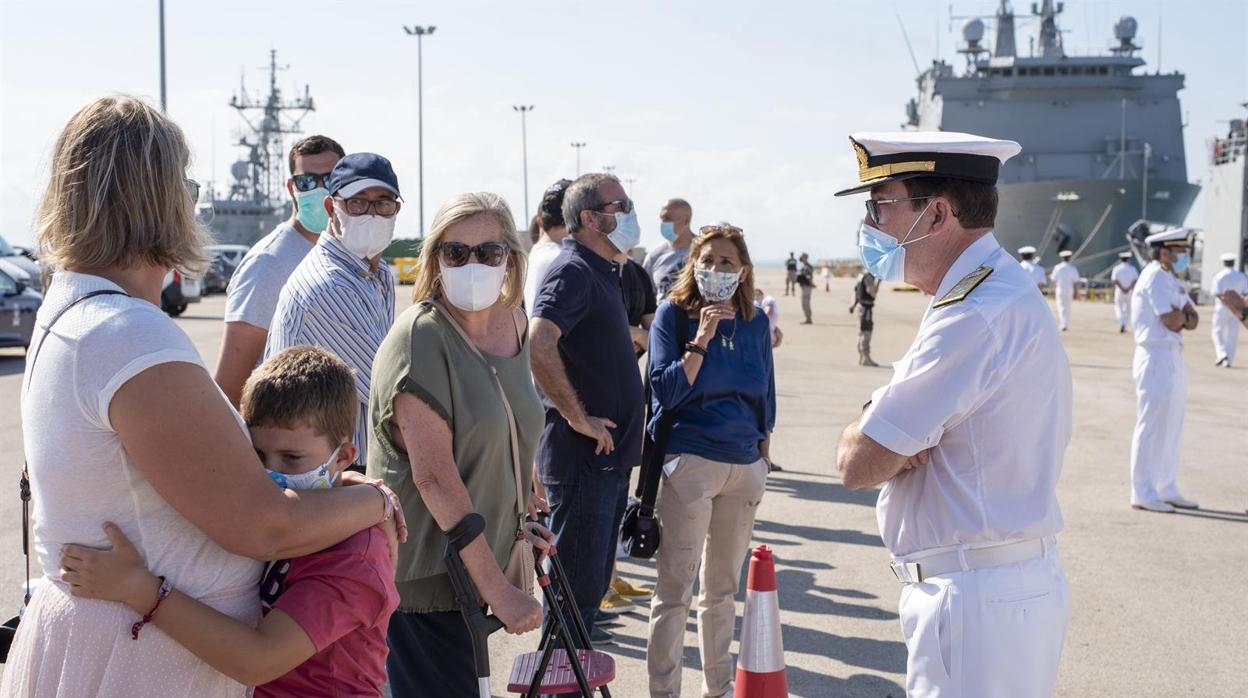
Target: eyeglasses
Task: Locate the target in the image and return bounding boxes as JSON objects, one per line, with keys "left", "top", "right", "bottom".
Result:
{"left": 337, "top": 196, "right": 401, "bottom": 218}
{"left": 865, "top": 196, "right": 932, "bottom": 225}
{"left": 592, "top": 198, "right": 634, "bottom": 215}
{"left": 291, "top": 172, "right": 334, "bottom": 192}
{"left": 438, "top": 241, "right": 509, "bottom": 268}
{"left": 185, "top": 178, "right": 200, "bottom": 204}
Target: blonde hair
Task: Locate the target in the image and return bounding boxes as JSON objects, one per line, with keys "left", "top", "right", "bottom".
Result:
{"left": 668, "top": 224, "right": 757, "bottom": 322}
{"left": 412, "top": 192, "right": 527, "bottom": 309}
{"left": 241, "top": 346, "right": 357, "bottom": 446}
{"left": 35, "top": 95, "right": 209, "bottom": 274}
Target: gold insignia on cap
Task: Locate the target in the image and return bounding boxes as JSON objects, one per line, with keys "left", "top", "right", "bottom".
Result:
{"left": 932, "top": 265, "right": 994, "bottom": 309}
{"left": 853, "top": 139, "right": 869, "bottom": 171}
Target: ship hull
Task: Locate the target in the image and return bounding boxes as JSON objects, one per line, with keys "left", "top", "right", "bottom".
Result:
{"left": 994, "top": 177, "right": 1200, "bottom": 275}
{"left": 204, "top": 202, "right": 291, "bottom": 247}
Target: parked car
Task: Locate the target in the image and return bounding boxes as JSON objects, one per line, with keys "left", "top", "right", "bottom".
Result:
{"left": 0, "top": 234, "right": 42, "bottom": 294}
{"left": 205, "top": 244, "right": 249, "bottom": 289}
{"left": 0, "top": 259, "right": 41, "bottom": 351}
{"left": 161, "top": 269, "right": 201, "bottom": 317}
{"left": 202, "top": 254, "right": 228, "bottom": 294}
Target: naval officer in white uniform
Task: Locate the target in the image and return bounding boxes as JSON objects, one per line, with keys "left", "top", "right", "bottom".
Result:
{"left": 1129, "top": 228, "right": 1200, "bottom": 513}
{"left": 1110, "top": 250, "right": 1140, "bottom": 334}
{"left": 1050, "top": 249, "right": 1080, "bottom": 330}
{"left": 1211, "top": 252, "right": 1248, "bottom": 367}
{"left": 834, "top": 131, "right": 1072, "bottom": 698}
{"left": 1018, "top": 245, "right": 1048, "bottom": 291}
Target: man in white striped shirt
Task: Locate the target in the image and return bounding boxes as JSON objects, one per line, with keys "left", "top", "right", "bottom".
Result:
{"left": 266, "top": 153, "right": 400, "bottom": 468}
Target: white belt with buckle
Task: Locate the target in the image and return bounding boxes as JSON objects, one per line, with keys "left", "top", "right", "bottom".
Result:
{"left": 889, "top": 538, "right": 1049, "bottom": 584}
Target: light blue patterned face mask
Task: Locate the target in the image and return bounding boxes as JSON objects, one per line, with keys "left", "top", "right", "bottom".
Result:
{"left": 1172, "top": 252, "right": 1190, "bottom": 274}
{"left": 857, "top": 200, "right": 934, "bottom": 283}
{"left": 266, "top": 445, "right": 341, "bottom": 490}
{"left": 695, "top": 268, "right": 742, "bottom": 302}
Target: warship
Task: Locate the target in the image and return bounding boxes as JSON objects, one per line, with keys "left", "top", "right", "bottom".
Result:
{"left": 904, "top": 0, "right": 1200, "bottom": 276}
{"left": 1197, "top": 106, "right": 1247, "bottom": 296}
{"left": 200, "top": 50, "right": 315, "bottom": 246}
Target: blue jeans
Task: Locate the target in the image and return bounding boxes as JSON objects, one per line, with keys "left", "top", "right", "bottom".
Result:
{"left": 544, "top": 462, "right": 630, "bottom": 642}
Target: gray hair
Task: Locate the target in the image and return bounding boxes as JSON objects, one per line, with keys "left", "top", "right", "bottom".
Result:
{"left": 562, "top": 173, "right": 618, "bottom": 234}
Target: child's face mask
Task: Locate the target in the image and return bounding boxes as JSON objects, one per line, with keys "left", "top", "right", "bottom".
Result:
{"left": 266, "top": 445, "right": 341, "bottom": 490}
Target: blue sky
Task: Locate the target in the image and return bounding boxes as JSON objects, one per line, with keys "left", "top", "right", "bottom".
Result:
{"left": 1, "top": 0, "right": 1245, "bottom": 263}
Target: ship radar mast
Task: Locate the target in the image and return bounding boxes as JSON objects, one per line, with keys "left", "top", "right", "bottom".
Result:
{"left": 1033, "top": 0, "right": 1066, "bottom": 58}
{"left": 1109, "top": 16, "right": 1141, "bottom": 57}
{"left": 225, "top": 50, "right": 315, "bottom": 207}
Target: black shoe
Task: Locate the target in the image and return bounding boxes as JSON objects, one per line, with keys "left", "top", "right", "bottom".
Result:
{"left": 589, "top": 625, "right": 617, "bottom": 646}
{"left": 1119, "top": 326, "right": 1125, "bottom": 333}
{"left": 769, "top": 462, "right": 784, "bottom": 472}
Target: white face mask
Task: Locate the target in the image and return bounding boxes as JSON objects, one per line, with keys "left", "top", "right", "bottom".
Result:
{"left": 695, "top": 268, "right": 743, "bottom": 302}
{"left": 441, "top": 262, "right": 508, "bottom": 312}
{"left": 335, "top": 209, "right": 395, "bottom": 259}
{"left": 266, "top": 445, "right": 341, "bottom": 491}
{"left": 603, "top": 210, "right": 642, "bottom": 254}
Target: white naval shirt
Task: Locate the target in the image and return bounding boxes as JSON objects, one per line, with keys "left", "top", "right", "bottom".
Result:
{"left": 860, "top": 233, "right": 1071, "bottom": 558}
{"left": 1020, "top": 260, "right": 1047, "bottom": 288}
{"left": 1110, "top": 262, "right": 1140, "bottom": 294}
{"left": 1050, "top": 262, "right": 1080, "bottom": 294}
{"left": 1130, "top": 261, "right": 1193, "bottom": 347}
{"left": 1212, "top": 267, "right": 1248, "bottom": 322}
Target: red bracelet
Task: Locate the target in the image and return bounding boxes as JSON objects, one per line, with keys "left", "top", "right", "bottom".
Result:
{"left": 131, "top": 576, "right": 172, "bottom": 640}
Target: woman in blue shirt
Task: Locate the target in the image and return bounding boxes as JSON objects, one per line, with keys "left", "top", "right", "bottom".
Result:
{"left": 645, "top": 224, "right": 776, "bottom": 698}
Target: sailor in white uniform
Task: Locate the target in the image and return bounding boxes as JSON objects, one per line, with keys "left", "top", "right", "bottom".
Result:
{"left": 1049, "top": 250, "right": 1081, "bottom": 330}
{"left": 834, "top": 131, "right": 1071, "bottom": 698}
{"left": 1211, "top": 252, "right": 1248, "bottom": 367}
{"left": 1110, "top": 251, "right": 1140, "bottom": 333}
{"left": 1018, "top": 245, "right": 1048, "bottom": 291}
{"left": 1128, "top": 228, "right": 1200, "bottom": 513}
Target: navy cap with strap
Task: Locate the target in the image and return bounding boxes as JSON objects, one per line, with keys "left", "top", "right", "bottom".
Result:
{"left": 328, "top": 152, "right": 401, "bottom": 199}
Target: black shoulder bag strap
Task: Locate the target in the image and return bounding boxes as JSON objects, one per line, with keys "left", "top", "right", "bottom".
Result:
{"left": 634, "top": 309, "right": 690, "bottom": 512}
{"left": 19, "top": 289, "right": 128, "bottom": 604}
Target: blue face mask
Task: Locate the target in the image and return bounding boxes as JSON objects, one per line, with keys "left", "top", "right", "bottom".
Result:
{"left": 659, "top": 221, "right": 677, "bottom": 242}
{"left": 1172, "top": 252, "right": 1190, "bottom": 274}
{"left": 295, "top": 188, "right": 330, "bottom": 234}
{"left": 856, "top": 200, "right": 934, "bottom": 283}
{"left": 604, "top": 210, "right": 642, "bottom": 254}
{"left": 266, "top": 446, "right": 341, "bottom": 490}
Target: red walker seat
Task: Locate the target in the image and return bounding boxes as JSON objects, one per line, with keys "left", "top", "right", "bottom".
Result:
{"left": 507, "top": 649, "right": 615, "bottom": 695}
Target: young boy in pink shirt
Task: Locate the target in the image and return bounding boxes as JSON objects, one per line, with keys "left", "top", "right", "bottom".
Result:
{"left": 61, "top": 347, "right": 399, "bottom": 696}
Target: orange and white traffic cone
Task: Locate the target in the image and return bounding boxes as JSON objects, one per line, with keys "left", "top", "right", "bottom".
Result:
{"left": 734, "top": 545, "right": 788, "bottom": 697}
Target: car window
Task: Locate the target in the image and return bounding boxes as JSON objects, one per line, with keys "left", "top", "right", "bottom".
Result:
{"left": 0, "top": 236, "right": 15, "bottom": 257}
{"left": 0, "top": 270, "right": 17, "bottom": 295}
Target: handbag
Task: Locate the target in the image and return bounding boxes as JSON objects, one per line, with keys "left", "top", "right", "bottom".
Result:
{"left": 1, "top": 289, "right": 128, "bottom": 662}
{"left": 620, "top": 307, "right": 689, "bottom": 559}
{"left": 426, "top": 301, "right": 535, "bottom": 596}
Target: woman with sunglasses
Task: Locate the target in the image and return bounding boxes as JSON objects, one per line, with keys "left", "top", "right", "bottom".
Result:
{"left": 367, "top": 192, "right": 555, "bottom": 697}
{"left": 645, "top": 224, "right": 776, "bottom": 698}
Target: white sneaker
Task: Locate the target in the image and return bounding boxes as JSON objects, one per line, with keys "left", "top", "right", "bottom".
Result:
{"left": 1132, "top": 500, "right": 1176, "bottom": 513}
{"left": 1164, "top": 496, "right": 1199, "bottom": 510}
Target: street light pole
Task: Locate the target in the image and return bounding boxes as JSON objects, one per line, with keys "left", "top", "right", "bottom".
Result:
{"left": 513, "top": 105, "right": 534, "bottom": 226}
{"left": 403, "top": 24, "right": 436, "bottom": 236}
{"left": 158, "top": 0, "right": 167, "bottom": 113}
{"left": 570, "top": 142, "right": 586, "bottom": 177}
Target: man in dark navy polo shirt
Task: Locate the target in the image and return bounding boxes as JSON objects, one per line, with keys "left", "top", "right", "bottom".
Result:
{"left": 530, "top": 173, "right": 646, "bottom": 642}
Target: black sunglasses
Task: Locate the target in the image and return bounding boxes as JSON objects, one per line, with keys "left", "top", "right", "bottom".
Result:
{"left": 185, "top": 178, "right": 200, "bottom": 204}
{"left": 438, "top": 241, "right": 509, "bottom": 268}
{"left": 865, "top": 196, "right": 932, "bottom": 225}
{"left": 592, "top": 198, "right": 634, "bottom": 215}
{"left": 291, "top": 172, "right": 333, "bottom": 192}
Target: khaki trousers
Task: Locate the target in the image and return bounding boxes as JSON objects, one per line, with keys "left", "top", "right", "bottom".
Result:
{"left": 647, "top": 454, "right": 767, "bottom": 698}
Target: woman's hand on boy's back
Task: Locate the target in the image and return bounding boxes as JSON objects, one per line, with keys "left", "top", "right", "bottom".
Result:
{"left": 61, "top": 523, "right": 161, "bottom": 613}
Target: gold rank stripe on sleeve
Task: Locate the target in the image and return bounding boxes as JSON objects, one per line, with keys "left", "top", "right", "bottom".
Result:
{"left": 932, "top": 266, "right": 994, "bottom": 309}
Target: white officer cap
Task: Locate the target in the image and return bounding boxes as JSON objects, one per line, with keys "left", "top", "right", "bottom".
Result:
{"left": 1143, "top": 227, "right": 1192, "bottom": 249}
{"left": 1220, "top": 252, "right": 1237, "bottom": 262}
{"left": 1018, "top": 245, "right": 1037, "bottom": 255}
{"left": 1118, "top": 251, "right": 1133, "bottom": 259}
{"left": 1059, "top": 250, "right": 1074, "bottom": 258}
{"left": 834, "top": 131, "right": 1022, "bottom": 196}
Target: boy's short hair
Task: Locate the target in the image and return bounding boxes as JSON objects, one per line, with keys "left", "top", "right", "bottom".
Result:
{"left": 241, "top": 347, "right": 356, "bottom": 445}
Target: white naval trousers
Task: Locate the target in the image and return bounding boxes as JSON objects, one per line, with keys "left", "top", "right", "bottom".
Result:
{"left": 898, "top": 544, "right": 1069, "bottom": 697}
{"left": 1055, "top": 289, "right": 1073, "bottom": 329}
{"left": 1114, "top": 289, "right": 1131, "bottom": 330}
{"left": 1129, "top": 343, "right": 1188, "bottom": 504}
{"left": 1211, "top": 307, "right": 1240, "bottom": 365}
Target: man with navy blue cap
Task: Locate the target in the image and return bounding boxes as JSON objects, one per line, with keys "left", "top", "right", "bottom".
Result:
{"left": 834, "top": 131, "right": 1072, "bottom": 697}
{"left": 267, "top": 153, "right": 401, "bottom": 468}
{"left": 1128, "top": 228, "right": 1199, "bottom": 513}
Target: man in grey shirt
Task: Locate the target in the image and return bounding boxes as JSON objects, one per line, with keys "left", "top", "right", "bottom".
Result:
{"left": 642, "top": 198, "right": 694, "bottom": 299}
{"left": 214, "top": 135, "right": 344, "bottom": 407}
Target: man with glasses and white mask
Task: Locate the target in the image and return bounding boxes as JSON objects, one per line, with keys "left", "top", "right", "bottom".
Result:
{"left": 529, "top": 173, "right": 646, "bottom": 645}
{"left": 267, "top": 153, "right": 400, "bottom": 471}
{"left": 216, "top": 135, "right": 345, "bottom": 407}
{"left": 834, "top": 132, "right": 1072, "bottom": 697}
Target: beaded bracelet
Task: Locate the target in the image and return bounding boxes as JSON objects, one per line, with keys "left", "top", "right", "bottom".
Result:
{"left": 131, "top": 576, "right": 171, "bottom": 640}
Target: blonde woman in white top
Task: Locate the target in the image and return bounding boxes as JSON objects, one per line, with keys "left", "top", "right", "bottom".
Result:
{"left": 2, "top": 96, "right": 402, "bottom": 698}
